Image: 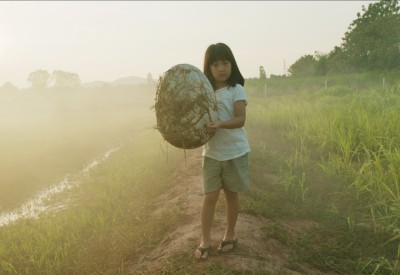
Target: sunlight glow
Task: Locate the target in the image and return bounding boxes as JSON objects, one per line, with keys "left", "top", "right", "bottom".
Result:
{"left": 0, "top": 1, "right": 377, "bottom": 88}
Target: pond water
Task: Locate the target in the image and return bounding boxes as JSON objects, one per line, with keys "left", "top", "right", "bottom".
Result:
{"left": 0, "top": 147, "right": 120, "bottom": 227}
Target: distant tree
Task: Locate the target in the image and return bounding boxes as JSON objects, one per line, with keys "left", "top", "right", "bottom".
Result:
{"left": 147, "top": 72, "right": 153, "bottom": 85}
{"left": 341, "top": 0, "right": 400, "bottom": 71}
{"left": 52, "top": 70, "right": 81, "bottom": 88}
{"left": 325, "top": 46, "right": 352, "bottom": 74}
{"left": 27, "top": 70, "right": 51, "bottom": 89}
{"left": 314, "top": 51, "right": 328, "bottom": 76}
{"left": 1, "top": 81, "right": 19, "bottom": 92}
{"left": 259, "top": 66, "right": 267, "bottom": 80}
{"left": 288, "top": 54, "right": 317, "bottom": 77}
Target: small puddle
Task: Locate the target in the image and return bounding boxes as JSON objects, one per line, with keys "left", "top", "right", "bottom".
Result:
{"left": 0, "top": 147, "right": 120, "bottom": 227}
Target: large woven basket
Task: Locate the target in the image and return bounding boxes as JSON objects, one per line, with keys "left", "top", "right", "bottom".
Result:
{"left": 154, "top": 64, "right": 218, "bottom": 149}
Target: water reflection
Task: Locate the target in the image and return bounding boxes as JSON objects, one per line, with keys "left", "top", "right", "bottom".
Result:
{"left": 0, "top": 147, "right": 119, "bottom": 227}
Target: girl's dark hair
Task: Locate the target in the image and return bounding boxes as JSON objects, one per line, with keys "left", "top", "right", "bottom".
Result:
{"left": 203, "top": 43, "right": 245, "bottom": 89}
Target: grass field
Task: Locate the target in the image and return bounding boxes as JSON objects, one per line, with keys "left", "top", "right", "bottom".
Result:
{"left": 243, "top": 74, "right": 400, "bottom": 274}
{"left": 1, "top": 74, "right": 400, "bottom": 274}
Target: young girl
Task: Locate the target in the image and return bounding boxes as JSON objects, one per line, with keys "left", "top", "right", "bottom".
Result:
{"left": 194, "top": 43, "right": 251, "bottom": 260}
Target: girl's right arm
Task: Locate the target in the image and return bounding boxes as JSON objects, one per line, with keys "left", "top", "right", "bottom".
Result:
{"left": 206, "top": 100, "right": 246, "bottom": 133}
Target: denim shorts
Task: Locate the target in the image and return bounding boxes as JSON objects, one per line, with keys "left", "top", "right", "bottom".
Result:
{"left": 202, "top": 153, "right": 249, "bottom": 193}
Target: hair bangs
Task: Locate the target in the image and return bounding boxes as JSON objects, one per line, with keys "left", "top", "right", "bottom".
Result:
{"left": 208, "top": 45, "right": 233, "bottom": 64}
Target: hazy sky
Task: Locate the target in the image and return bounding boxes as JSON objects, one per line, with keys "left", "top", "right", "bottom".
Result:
{"left": 0, "top": 1, "right": 376, "bottom": 88}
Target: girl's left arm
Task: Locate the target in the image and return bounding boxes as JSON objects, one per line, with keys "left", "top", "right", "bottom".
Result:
{"left": 206, "top": 100, "right": 246, "bottom": 133}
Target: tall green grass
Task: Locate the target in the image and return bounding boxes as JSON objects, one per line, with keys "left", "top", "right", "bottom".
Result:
{"left": 247, "top": 79, "right": 400, "bottom": 219}
{"left": 243, "top": 77, "right": 400, "bottom": 273}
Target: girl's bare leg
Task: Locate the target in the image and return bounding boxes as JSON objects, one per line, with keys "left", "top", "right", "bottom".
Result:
{"left": 199, "top": 189, "right": 220, "bottom": 248}
{"left": 222, "top": 188, "right": 239, "bottom": 248}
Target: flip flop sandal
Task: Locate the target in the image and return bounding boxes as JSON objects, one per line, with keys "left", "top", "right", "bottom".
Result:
{"left": 217, "top": 239, "right": 238, "bottom": 253}
{"left": 194, "top": 246, "right": 210, "bottom": 260}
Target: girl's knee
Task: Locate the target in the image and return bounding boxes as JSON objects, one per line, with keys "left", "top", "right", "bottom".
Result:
{"left": 203, "top": 190, "right": 220, "bottom": 204}
{"left": 223, "top": 188, "right": 238, "bottom": 201}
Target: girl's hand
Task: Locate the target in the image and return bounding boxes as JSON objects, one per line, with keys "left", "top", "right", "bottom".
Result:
{"left": 206, "top": 120, "right": 222, "bottom": 134}
{"left": 206, "top": 101, "right": 246, "bottom": 133}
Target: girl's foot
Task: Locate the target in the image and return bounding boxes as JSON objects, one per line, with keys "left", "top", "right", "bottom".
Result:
{"left": 217, "top": 238, "right": 238, "bottom": 253}
{"left": 194, "top": 246, "right": 210, "bottom": 260}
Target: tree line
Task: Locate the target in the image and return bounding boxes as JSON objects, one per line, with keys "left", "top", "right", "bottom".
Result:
{"left": 0, "top": 70, "right": 157, "bottom": 92}
{"left": 0, "top": 70, "right": 81, "bottom": 92}
{"left": 27, "top": 70, "right": 81, "bottom": 89}
{"left": 288, "top": 0, "right": 400, "bottom": 77}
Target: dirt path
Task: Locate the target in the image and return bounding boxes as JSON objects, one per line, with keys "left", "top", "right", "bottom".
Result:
{"left": 127, "top": 150, "right": 323, "bottom": 274}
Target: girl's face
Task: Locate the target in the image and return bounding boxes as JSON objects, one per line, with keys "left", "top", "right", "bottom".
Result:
{"left": 210, "top": 59, "right": 231, "bottom": 87}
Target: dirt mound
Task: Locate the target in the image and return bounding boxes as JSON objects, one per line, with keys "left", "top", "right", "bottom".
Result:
{"left": 126, "top": 151, "right": 322, "bottom": 274}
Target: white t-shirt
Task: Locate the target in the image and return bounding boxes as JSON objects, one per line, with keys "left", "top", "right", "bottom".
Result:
{"left": 202, "top": 84, "right": 251, "bottom": 161}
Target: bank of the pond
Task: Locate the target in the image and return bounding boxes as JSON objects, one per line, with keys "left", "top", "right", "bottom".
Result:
{"left": 0, "top": 147, "right": 120, "bottom": 227}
